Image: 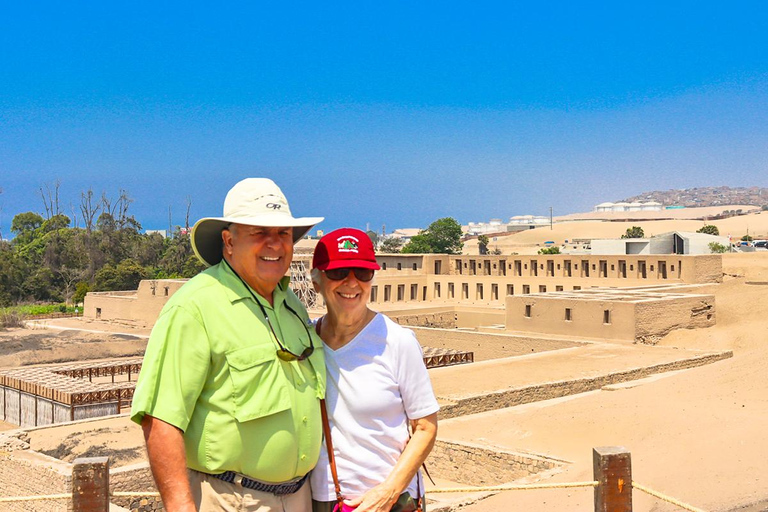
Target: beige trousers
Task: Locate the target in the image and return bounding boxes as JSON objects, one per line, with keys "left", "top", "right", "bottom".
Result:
{"left": 188, "top": 470, "right": 312, "bottom": 512}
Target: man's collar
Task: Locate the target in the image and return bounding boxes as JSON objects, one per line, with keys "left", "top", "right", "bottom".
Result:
{"left": 216, "top": 261, "right": 290, "bottom": 308}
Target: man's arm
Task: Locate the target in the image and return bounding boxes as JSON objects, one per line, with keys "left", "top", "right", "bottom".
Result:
{"left": 142, "top": 415, "right": 197, "bottom": 512}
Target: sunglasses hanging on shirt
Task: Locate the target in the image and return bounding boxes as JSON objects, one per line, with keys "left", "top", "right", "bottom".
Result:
{"left": 223, "top": 259, "right": 314, "bottom": 362}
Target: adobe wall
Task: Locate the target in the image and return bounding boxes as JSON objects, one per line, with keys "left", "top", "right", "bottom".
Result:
{"left": 427, "top": 439, "right": 563, "bottom": 486}
{"left": 455, "top": 308, "right": 506, "bottom": 328}
{"left": 83, "top": 293, "right": 140, "bottom": 323}
{"left": 110, "top": 462, "right": 161, "bottom": 511}
{"left": 634, "top": 295, "right": 715, "bottom": 345}
{"left": 686, "top": 254, "right": 724, "bottom": 284}
{"left": 505, "top": 295, "right": 637, "bottom": 340}
{"left": 504, "top": 291, "right": 716, "bottom": 343}
{"left": 0, "top": 449, "right": 71, "bottom": 512}
{"left": 387, "top": 309, "right": 456, "bottom": 329}
{"left": 83, "top": 279, "right": 187, "bottom": 327}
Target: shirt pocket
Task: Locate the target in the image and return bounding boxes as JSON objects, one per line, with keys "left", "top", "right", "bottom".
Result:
{"left": 225, "top": 345, "right": 292, "bottom": 423}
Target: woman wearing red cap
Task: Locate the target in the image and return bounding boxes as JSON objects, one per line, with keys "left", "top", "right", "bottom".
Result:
{"left": 310, "top": 228, "right": 439, "bottom": 512}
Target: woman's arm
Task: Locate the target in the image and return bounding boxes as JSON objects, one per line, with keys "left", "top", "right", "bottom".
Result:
{"left": 344, "top": 412, "right": 438, "bottom": 512}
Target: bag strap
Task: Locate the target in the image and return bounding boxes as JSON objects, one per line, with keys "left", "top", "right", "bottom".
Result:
{"left": 320, "top": 398, "right": 344, "bottom": 506}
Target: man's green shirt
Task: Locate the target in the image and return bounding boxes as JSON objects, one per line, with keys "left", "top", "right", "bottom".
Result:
{"left": 131, "top": 261, "right": 325, "bottom": 482}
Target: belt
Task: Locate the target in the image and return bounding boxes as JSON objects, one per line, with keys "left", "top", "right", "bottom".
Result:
{"left": 208, "top": 470, "right": 309, "bottom": 495}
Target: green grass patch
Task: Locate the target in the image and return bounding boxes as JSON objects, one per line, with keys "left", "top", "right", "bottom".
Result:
{"left": 0, "top": 303, "right": 77, "bottom": 317}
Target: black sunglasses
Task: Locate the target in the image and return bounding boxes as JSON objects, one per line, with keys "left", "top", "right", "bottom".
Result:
{"left": 323, "top": 268, "right": 375, "bottom": 282}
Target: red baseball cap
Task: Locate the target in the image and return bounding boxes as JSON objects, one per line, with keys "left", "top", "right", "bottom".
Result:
{"left": 312, "top": 228, "right": 381, "bottom": 271}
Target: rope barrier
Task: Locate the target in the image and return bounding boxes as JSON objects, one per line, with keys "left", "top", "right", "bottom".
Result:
{"left": 112, "top": 491, "right": 162, "bottom": 497}
{"left": 428, "top": 481, "right": 599, "bottom": 493}
{"left": 0, "top": 491, "right": 162, "bottom": 503}
{"left": 0, "top": 494, "right": 70, "bottom": 503}
{"left": 633, "top": 482, "right": 707, "bottom": 512}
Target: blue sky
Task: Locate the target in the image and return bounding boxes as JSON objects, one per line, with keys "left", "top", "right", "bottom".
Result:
{"left": 2, "top": 2, "right": 767, "bottom": 234}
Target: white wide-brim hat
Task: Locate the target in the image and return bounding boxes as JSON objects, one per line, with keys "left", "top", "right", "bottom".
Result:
{"left": 191, "top": 178, "right": 324, "bottom": 267}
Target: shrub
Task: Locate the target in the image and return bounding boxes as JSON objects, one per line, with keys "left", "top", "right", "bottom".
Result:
{"left": 0, "top": 309, "right": 26, "bottom": 328}
{"left": 709, "top": 242, "right": 728, "bottom": 254}
{"left": 697, "top": 225, "right": 719, "bottom": 236}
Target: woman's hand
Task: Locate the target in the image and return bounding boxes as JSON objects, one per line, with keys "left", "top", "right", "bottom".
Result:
{"left": 343, "top": 482, "right": 400, "bottom": 512}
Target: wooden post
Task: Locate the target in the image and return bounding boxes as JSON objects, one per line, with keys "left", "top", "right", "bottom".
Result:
{"left": 593, "top": 446, "right": 632, "bottom": 512}
{"left": 72, "top": 456, "right": 110, "bottom": 512}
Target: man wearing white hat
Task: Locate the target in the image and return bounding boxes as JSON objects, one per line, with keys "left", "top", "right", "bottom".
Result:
{"left": 131, "top": 178, "right": 325, "bottom": 512}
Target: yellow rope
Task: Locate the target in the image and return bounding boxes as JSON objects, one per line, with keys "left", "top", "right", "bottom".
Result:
{"left": 427, "top": 481, "right": 599, "bottom": 493}
{"left": 633, "top": 482, "right": 707, "bottom": 512}
{"left": 112, "top": 491, "right": 162, "bottom": 497}
{"left": 0, "top": 494, "right": 70, "bottom": 503}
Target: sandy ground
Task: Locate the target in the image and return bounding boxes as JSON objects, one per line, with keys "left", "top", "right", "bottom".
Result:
{"left": 0, "top": 322, "right": 148, "bottom": 370}
{"left": 466, "top": 210, "right": 768, "bottom": 255}
{"left": 410, "top": 327, "right": 581, "bottom": 362}
{"left": 555, "top": 205, "right": 760, "bottom": 222}
{"left": 24, "top": 416, "right": 147, "bottom": 468}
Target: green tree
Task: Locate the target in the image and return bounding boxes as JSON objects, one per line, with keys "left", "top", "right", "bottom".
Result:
{"left": 709, "top": 242, "right": 728, "bottom": 253}
{"left": 10, "top": 212, "right": 44, "bottom": 246}
{"left": 400, "top": 234, "right": 432, "bottom": 253}
{"left": 621, "top": 226, "right": 645, "bottom": 239}
{"left": 379, "top": 237, "right": 404, "bottom": 253}
{"left": 73, "top": 281, "right": 90, "bottom": 305}
{"left": 538, "top": 246, "right": 560, "bottom": 254}
{"left": 697, "top": 225, "right": 720, "bottom": 236}
{"left": 11, "top": 212, "right": 44, "bottom": 235}
{"left": 94, "top": 258, "right": 147, "bottom": 291}
{"left": 741, "top": 234, "right": 753, "bottom": 241}
{"left": 477, "top": 235, "right": 490, "bottom": 255}
{"left": 402, "top": 217, "right": 463, "bottom": 254}
{"left": 0, "top": 241, "right": 24, "bottom": 306}
{"left": 366, "top": 230, "right": 379, "bottom": 249}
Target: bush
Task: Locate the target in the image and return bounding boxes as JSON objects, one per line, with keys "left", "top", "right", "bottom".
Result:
{"left": 73, "top": 281, "right": 90, "bottom": 305}
{"left": 621, "top": 226, "right": 645, "bottom": 239}
{"left": 709, "top": 242, "right": 728, "bottom": 254}
{"left": 0, "top": 309, "right": 26, "bottom": 328}
{"left": 538, "top": 246, "right": 561, "bottom": 254}
{"left": 697, "top": 225, "right": 719, "bottom": 236}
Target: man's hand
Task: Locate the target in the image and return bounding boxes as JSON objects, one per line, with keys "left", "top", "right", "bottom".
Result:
{"left": 142, "top": 415, "right": 197, "bottom": 512}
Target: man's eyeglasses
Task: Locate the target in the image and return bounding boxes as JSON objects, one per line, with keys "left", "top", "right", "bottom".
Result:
{"left": 323, "top": 268, "right": 375, "bottom": 282}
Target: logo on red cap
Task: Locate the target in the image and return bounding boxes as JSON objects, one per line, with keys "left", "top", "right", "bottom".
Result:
{"left": 337, "top": 235, "right": 359, "bottom": 253}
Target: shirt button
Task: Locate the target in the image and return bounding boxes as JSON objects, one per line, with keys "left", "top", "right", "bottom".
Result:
{"left": 302, "top": 416, "right": 308, "bottom": 423}
{"left": 300, "top": 454, "right": 307, "bottom": 461}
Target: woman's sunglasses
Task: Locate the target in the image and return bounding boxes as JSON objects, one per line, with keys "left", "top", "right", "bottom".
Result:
{"left": 323, "top": 268, "right": 375, "bottom": 282}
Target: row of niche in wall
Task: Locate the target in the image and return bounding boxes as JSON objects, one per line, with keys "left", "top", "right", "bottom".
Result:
{"left": 368, "top": 282, "right": 588, "bottom": 303}
{"left": 453, "top": 258, "right": 681, "bottom": 279}
{"left": 523, "top": 304, "right": 612, "bottom": 324}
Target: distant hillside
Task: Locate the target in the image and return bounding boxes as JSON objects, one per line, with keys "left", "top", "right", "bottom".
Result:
{"left": 619, "top": 186, "right": 768, "bottom": 208}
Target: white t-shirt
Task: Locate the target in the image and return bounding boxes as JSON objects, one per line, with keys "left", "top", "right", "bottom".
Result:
{"left": 310, "top": 313, "right": 440, "bottom": 501}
